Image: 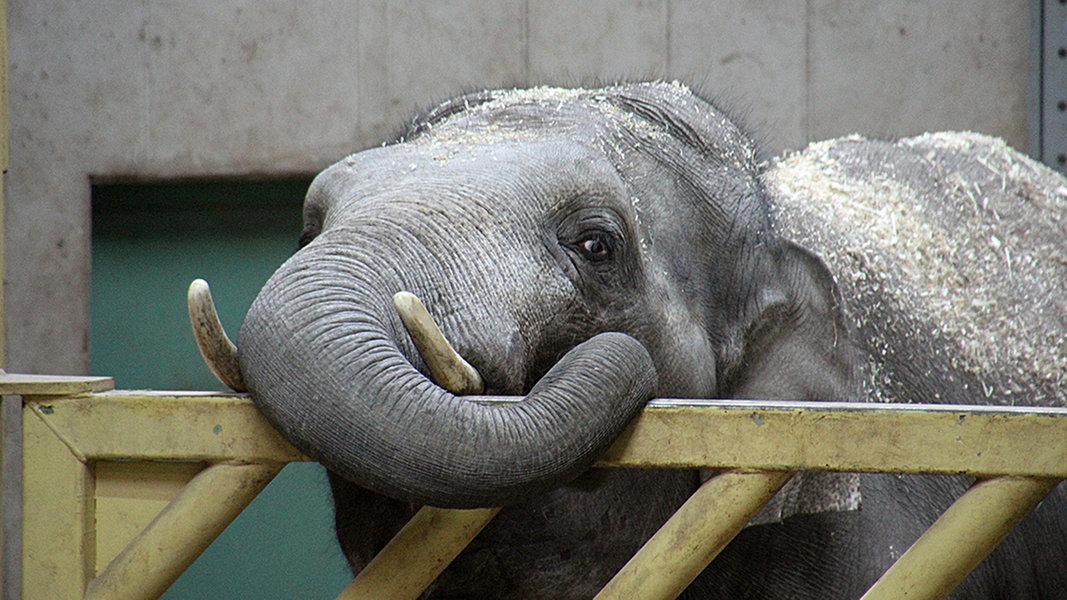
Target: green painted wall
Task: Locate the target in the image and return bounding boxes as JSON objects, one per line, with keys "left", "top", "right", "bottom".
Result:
{"left": 90, "top": 180, "right": 352, "bottom": 599}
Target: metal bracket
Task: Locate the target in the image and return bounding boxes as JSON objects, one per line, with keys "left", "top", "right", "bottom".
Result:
{"left": 1036, "top": 0, "right": 1067, "bottom": 172}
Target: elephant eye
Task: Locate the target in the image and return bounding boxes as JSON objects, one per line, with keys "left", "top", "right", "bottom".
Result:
{"left": 578, "top": 232, "right": 613, "bottom": 262}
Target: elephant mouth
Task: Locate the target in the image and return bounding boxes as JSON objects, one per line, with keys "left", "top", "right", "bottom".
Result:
{"left": 189, "top": 280, "right": 486, "bottom": 398}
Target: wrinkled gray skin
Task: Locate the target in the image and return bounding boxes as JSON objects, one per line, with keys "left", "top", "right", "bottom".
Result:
{"left": 238, "top": 82, "right": 1066, "bottom": 598}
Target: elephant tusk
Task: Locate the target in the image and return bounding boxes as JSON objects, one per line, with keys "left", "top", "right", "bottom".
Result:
{"left": 393, "top": 291, "right": 486, "bottom": 395}
{"left": 188, "top": 278, "right": 247, "bottom": 392}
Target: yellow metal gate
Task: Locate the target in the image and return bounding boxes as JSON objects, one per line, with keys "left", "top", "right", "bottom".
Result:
{"left": 3, "top": 373, "right": 1064, "bottom": 599}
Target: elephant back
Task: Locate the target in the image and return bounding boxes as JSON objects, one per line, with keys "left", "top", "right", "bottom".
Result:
{"left": 765, "top": 132, "right": 1067, "bottom": 407}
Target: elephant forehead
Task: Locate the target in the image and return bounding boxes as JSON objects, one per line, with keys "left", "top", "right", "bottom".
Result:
{"left": 317, "top": 139, "right": 627, "bottom": 216}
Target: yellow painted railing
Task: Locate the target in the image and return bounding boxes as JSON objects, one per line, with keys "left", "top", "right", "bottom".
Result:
{"left": 3, "top": 374, "right": 1065, "bottom": 599}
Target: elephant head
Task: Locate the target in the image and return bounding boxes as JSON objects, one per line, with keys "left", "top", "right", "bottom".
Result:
{"left": 234, "top": 82, "right": 859, "bottom": 508}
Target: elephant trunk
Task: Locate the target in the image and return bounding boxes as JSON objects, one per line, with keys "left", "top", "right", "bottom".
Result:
{"left": 237, "top": 235, "right": 657, "bottom": 508}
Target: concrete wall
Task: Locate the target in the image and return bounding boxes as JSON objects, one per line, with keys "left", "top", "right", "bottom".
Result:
{"left": 6, "top": 0, "right": 1032, "bottom": 374}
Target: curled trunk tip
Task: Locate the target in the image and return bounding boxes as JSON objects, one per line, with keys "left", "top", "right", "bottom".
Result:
{"left": 239, "top": 249, "right": 658, "bottom": 506}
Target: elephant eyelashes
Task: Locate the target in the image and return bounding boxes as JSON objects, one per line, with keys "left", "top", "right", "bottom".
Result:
{"left": 554, "top": 205, "right": 625, "bottom": 269}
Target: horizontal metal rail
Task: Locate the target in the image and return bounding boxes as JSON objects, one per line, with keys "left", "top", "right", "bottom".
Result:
{"left": 605, "top": 397, "right": 1067, "bottom": 477}
{"left": 21, "top": 392, "right": 1067, "bottom": 477}
{"left": 5, "top": 378, "right": 1066, "bottom": 600}
{"left": 14, "top": 388, "right": 1067, "bottom": 476}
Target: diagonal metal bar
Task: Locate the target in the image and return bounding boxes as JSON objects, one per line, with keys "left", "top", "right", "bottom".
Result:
{"left": 84, "top": 462, "right": 282, "bottom": 600}
{"left": 860, "top": 476, "right": 1061, "bottom": 600}
{"left": 337, "top": 506, "right": 502, "bottom": 600}
{"left": 595, "top": 470, "right": 793, "bottom": 599}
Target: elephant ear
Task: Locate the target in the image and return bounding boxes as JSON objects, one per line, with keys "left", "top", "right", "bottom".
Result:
{"left": 724, "top": 240, "right": 861, "bottom": 402}
{"left": 718, "top": 240, "right": 864, "bottom": 524}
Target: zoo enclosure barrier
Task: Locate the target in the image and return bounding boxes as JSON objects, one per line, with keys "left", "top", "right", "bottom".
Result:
{"left": 1, "top": 373, "right": 1064, "bottom": 600}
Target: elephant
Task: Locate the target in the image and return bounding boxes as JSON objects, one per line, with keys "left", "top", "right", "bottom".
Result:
{"left": 205, "top": 82, "right": 1066, "bottom": 598}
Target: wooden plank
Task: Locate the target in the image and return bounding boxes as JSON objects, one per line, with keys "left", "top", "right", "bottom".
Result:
{"left": 17, "top": 389, "right": 1067, "bottom": 600}
{"left": 26, "top": 393, "right": 305, "bottom": 464}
